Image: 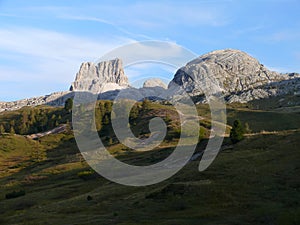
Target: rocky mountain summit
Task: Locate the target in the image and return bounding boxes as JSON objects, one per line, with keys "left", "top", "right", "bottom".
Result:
{"left": 70, "top": 58, "right": 129, "bottom": 93}
{"left": 143, "top": 78, "right": 167, "bottom": 89}
{"left": 170, "top": 49, "right": 300, "bottom": 103}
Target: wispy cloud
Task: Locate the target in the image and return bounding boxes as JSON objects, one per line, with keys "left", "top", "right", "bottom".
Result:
{"left": 295, "top": 52, "right": 300, "bottom": 61}
{"left": 265, "top": 65, "right": 291, "bottom": 73}
{"left": 232, "top": 25, "right": 265, "bottom": 37}
{"left": 60, "top": 15, "right": 154, "bottom": 40}
{"left": 24, "top": 2, "right": 230, "bottom": 29}
{"left": 59, "top": 15, "right": 114, "bottom": 26}
{"left": 111, "top": 2, "right": 230, "bottom": 27}
{"left": 0, "top": 27, "right": 129, "bottom": 61}
{"left": 124, "top": 62, "right": 177, "bottom": 80}
{"left": 0, "top": 26, "right": 134, "bottom": 100}
{"left": 257, "top": 29, "right": 300, "bottom": 43}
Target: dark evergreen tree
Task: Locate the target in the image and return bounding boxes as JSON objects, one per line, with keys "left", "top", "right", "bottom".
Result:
{"left": 244, "top": 122, "right": 251, "bottom": 133}
{"left": 95, "top": 108, "right": 103, "bottom": 131}
{"left": 141, "top": 99, "right": 150, "bottom": 112}
{"left": 9, "top": 126, "right": 15, "bottom": 134}
{"left": 230, "top": 119, "right": 245, "bottom": 144}
{"left": 103, "top": 114, "right": 110, "bottom": 125}
{"left": 0, "top": 124, "right": 5, "bottom": 134}
{"left": 18, "top": 123, "right": 28, "bottom": 135}
{"left": 64, "top": 98, "right": 73, "bottom": 113}
{"left": 104, "top": 101, "right": 112, "bottom": 113}
{"left": 129, "top": 104, "right": 139, "bottom": 121}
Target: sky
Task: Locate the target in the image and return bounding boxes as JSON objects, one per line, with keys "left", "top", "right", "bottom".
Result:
{"left": 0, "top": 0, "right": 300, "bottom": 101}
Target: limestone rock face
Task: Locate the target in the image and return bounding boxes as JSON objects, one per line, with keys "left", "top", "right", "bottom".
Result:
{"left": 70, "top": 58, "right": 129, "bottom": 93}
{"left": 143, "top": 78, "right": 167, "bottom": 89}
{"left": 0, "top": 91, "right": 73, "bottom": 113}
{"left": 169, "top": 49, "right": 300, "bottom": 102}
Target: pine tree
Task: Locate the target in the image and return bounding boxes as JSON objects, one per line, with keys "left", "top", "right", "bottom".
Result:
{"left": 64, "top": 98, "right": 73, "bottom": 113}
{"left": 18, "top": 123, "right": 28, "bottom": 135}
{"left": 165, "top": 112, "right": 172, "bottom": 124}
{"left": 99, "top": 102, "right": 105, "bottom": 114}
{"left": 95, "top": 108, "right": 103, "bottom": 131}
{"left": 0, "top": 124, "right": 5, "bottom": 135}
{"left": 141, "top": 99, "right": 150, "bottom": 112}
{"left": 39, "top": 114, "right": 48, "bottom": 131}
{"left": 9, "top": 126, "right": 15, "bottom": 134}
{"left": 230, "top": 119, "right": 245, "bottom": 144}
{"left": 130, "top": 104, "right": 139, "bottom": 121}
{"left": 244, "top": 122, "right": 251, "bottom": 134}
{"left": 104, "top": 101, "right": 112, "bottom": 114}
{"left": 22, "top": 111, "right": 29, "bottom": 124}
{"left": 103, "top": 114, "right": 110, "bottom": 125}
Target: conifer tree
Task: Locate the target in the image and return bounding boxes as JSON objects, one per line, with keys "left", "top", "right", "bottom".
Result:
{"left": 0, "top": 124, "right": 5, "bottom": 135}
{"left": 230, "top": 119, "right": 245, "bottom": 144}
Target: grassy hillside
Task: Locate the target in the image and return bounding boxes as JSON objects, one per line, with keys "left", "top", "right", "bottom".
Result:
{"left": 0, "top": 102, "right": 299, "bottom": 224}
{"left": 0, "top": 130, "right": 299, "bottom": 225}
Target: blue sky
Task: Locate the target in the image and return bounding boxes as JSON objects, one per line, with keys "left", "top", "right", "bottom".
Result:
{"left": 0, "top": 0, "right": 300, "bottom": 101}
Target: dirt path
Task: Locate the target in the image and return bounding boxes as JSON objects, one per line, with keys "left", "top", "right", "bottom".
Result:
{"left": 26, "top": 124, "right": 67, "bottom": 139}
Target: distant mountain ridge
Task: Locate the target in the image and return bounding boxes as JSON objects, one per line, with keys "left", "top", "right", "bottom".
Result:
{"left": 1, "top": 49, "right": 299, "bottom": 112}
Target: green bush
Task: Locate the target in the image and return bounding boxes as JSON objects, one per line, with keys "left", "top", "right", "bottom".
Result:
{"left": 64, "top": 98, "right": 73, "bottom": 113}
{"left": 77, "top": 170, "right": 97, "bottom": 180}
{"left": 5, "top": 190, "right": 25, "bottom": 199}
{"left": 230, "top": 119, "right": 245, "bottom": 144}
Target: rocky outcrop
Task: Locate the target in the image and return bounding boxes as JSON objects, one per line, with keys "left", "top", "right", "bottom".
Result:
{"left": 70, "top": 58, "right": 129, "bottom": 93}
{"left": 169, "top": 49, "right": 300, "bottom": 103}
{"left": 0, "top": 91, "right": 73, "bottom": 113}
{"left": 143, "top": 78, "right": 167, "bottom": 89}
{"left": 226, "top": 76, "right": 300, "bottom": 103}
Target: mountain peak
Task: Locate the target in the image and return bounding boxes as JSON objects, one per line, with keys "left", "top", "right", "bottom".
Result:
{"left": 70, "top": 58, "right": 129, "bottom": 93}
{"left": 143, "top": 78, "right": 167, "bottom": 89}
{"left": 170, "top": 49, "right": 300, "bottom": 102}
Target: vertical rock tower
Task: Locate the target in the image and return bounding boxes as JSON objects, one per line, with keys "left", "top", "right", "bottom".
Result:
{"left": 70, "top": 58, "right": 129, "bottom": 93}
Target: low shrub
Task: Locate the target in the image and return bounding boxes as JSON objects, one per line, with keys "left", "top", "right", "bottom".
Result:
{"left": 77, "top": 170, "right": 97, "bottom": 180}
{"left": 5, "top": 190, "right": 25, "bottom": 199}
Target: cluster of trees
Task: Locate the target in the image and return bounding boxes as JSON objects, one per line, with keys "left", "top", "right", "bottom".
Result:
{"left": 0, "top": 98, "right": 75, "bottom": 135}
{"left": 0, "top": 96, "right": 252, "bottom": 147}
{"left": 94, "top": 99, "right": 148, "bottom": 132}
{"left": 94, "top": 101, "right": 113, "bottom": 131}
{"left": 0, "top": 98, "right": 148, "bottom": 136}
{"left": 0, "top": 98, "right": 189, "bottom": 143}
{"left": 0, "top": 108, "right": 66, "bottom": 135}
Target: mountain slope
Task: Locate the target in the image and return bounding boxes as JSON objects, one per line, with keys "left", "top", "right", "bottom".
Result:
{"left": 0, "top": 129, "right": 299, "bottom": 225}
{"left": 169, "top": 49, "right": 300, "bottom": 103}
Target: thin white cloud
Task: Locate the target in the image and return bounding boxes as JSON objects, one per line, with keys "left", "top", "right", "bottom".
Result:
{"left": 257, "top": 29, "right": 300, "bottom": 43}
{"left": 124, "top": 62, "right": 177, "bottom": 79}
{"left": 0, "top": 13, "right": 20, "bottom": 17}
{"left": 232, "top": 25, "right": 265, "bottom": 37}
{"left": 23, "top": 2, "right": 230, "bottom": 29}
{"left": 59, "top": 15, "right": 154, "bottom": 40}
{"left": 98, "top": 41, "right": 197, "bottom": 68}
{"left": 0, "top": 27, "right": 135, "bottom": 100}
{"left": 0, "top": 27, "right": 129, "bottom": 61}
{"left": 265, "top": 65, "right": 291, "bottom": 73}
{"left": 59, "top": 15, "right": 114, "bottom": 26}
{"left": 295, "top": 52, "right": 300, "bottom": 61}
{"left": 110, "top": 2, "right": 229, "bottom": 27}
